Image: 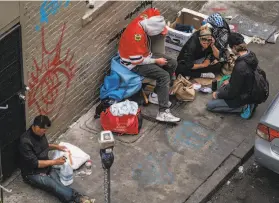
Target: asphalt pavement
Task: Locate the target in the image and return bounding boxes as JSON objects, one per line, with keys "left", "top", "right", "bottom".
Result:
{"left": 209, "top": 156, "right": 279, "bottom": 203}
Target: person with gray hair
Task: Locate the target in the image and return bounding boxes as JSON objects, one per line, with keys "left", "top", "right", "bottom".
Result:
{"left": 118, "top": 9, "right": 180, "bottom": 123}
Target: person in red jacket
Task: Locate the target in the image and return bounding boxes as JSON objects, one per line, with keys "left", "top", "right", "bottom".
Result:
{"left": 135, "top": 7, "right": 161, "bottom": 21}
{"left": 118, "top": 9, "right": 180, "bottom": 123}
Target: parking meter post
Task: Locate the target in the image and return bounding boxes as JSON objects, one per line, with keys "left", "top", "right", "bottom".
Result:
{"left": 99, "top": 131, "right": 115, "bottom": 203}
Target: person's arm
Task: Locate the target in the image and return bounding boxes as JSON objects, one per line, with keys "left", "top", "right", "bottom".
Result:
{"left": 217, "top": 65, "right": 245, "bottom": 99}
{"left": 129, "top": 55, "right": 167, "bottom": 66}
{"left": 49, "top": 144, "right": 59, "bottom": 150}
{"left": 193, "top": 64, "right": 204, "bottom": 69}
{"left": 38, "top": 157, "right": 65, "bottom": 168}
{"left": 20, "top": 142, "right": 55, "bottom": 169}
{"left": 178, "top": 42, "right": 206, "bottom": 69}
{"left": 38, "top": 160, "right": 56, "bottom": 168}
{"left": 193, "top": 59, "right": 210, "bottom": 69}
{"left": 211, "top": 39, "right": 220, "bottom": 59}
{"left": 140, "top": 56, "right": 156, "bottom": 65}
{"left": 19, "top": 142, "right": 40, "bottom": 169}
{"left": 49, "top": 143, "right": 67, "bottom": 151}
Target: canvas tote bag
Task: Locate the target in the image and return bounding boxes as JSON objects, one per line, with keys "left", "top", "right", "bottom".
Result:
{"left": 171, "top": 74, "right": 195, "bottom": 101}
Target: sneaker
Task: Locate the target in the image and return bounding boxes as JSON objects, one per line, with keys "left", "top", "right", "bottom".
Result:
{"left": 149, "top": 93, "right": 172, "bottom": 107}
{"left": 156, "top": 109, "right": 181, "bottom": 123}
{"left": 201, "top": 72, "right": 215, "bottom": 79}
{"left": 241, "top": 104, "right": 257, "bottom": 119}
{"left": 199, "top": 87, "right": 212, "bottom": 93}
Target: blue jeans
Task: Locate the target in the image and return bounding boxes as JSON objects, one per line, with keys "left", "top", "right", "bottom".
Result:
{"left": 23, "top": 169, "right": 80, "bottom": 203}
{"left": 207, "top": 99, "right": 244, "bottom": 113}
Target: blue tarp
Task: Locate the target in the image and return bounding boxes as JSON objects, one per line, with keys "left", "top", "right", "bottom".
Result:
{"left": 100, "top": 55, "right": 143, "bottom": 101}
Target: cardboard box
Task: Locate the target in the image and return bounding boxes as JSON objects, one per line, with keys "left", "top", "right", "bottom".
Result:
{"left": 165, "top": 8, "right": 208, "bottom": 51}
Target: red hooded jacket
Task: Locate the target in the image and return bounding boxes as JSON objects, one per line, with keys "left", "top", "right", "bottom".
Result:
{"left": 118, "top": 8, "right": 161, "bottom": 69}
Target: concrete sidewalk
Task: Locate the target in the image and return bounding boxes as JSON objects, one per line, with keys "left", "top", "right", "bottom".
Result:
{"left": 3, "top": 1, "right": 279, "bottom": 203}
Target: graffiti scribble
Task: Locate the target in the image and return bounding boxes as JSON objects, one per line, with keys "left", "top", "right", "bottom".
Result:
{"left": 166, "top": 121, "right": 215, "bottom": 152}
{"left": 211, "top": 7, "right": 227, "bottom": 12}
{"left": 36, "top": 0, "right": 70, "bottom": 31}
{"left": 28, "top": 23, "right": 76, "bottom": 117}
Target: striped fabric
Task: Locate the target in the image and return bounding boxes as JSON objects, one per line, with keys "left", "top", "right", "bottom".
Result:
{"left": 206, "top": 13, "right": 224, "bottom": 28}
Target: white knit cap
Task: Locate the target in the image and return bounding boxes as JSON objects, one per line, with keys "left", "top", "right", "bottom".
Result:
{"left": 140, "top": 16, "right": 166, "bottom": 36}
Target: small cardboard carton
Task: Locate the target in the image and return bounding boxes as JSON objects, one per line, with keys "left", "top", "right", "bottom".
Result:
{"left": 165, "top": 8, "right": 208, "bottom": 51}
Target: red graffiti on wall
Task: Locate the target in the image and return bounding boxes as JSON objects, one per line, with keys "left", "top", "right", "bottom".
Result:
{"left": 28, "top": 23, "right": 76, "bottom": 118}
{"left": 211, "top": 7, "right": 227, "bottom": 12}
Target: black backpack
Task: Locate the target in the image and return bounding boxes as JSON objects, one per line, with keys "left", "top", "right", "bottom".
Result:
{"left": 250, "top": 67, "right": 269, "bottom": 104}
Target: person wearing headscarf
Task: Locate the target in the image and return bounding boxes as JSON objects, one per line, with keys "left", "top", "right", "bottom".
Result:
{"left": 207, "top": 33, "right": 258, "bottom": 119}
{"left": 205, "top": 13, "right": 234, "bottom": 76}
{"left": 118, "top": 8, "right": 180, "bottom": 123}
{"left": 176, "top": 26, "right": 222, "bottom": 79}
{"left": 205, "top": 13, "right": 230, "bottom": 53}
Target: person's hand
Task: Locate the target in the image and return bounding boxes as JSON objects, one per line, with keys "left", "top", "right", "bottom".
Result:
{"left": 54, "top": 157, "right": 66, "bottom": 165}
{"left": 155, "top": 58, "right": 168, "bottom": 66}
{"left": 57, "top": 145, "right": 68, "bottom": 152}
{"left": 202, "top": 59, "right": 210, "bottom": 68}
{"left": 211, "top": 37, "right": 216, "bottom": 47}
{"left": 221, "top": 80, "right": 229, "bottom": 87}
{"left": 212, "top": 92, "right": 218, "bottom": 99}
{"left": 211, "top": 59, "right": 218, "bottom": 65}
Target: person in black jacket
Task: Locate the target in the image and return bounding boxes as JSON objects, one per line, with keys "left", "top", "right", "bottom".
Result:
{"left": 19, "top": 115, "right": 93, "bottom": 203}
{"left": 176, "top": 26, "right": 223, "bottom": 79}
{"left": 206, "top": 33, "right": 257, "bottom": 119}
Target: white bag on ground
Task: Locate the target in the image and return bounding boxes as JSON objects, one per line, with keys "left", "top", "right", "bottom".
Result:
{"left": 52, "top": 142, "right": 90, "bottom": 170}
{"left": 59, "top": 159, "right": 74, "bottom": 186}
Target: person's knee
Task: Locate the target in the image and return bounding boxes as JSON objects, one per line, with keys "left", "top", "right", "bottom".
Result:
{"left": 206, "top": 100, "right": 216, "bottom": 111}
{"left": 169, "top": 59, "right": 177, "bottom": 70}
{"left": 157, "top": 70, "right": 170, "bottom": 86}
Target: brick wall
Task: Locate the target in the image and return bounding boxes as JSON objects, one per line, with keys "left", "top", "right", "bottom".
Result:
{"left": 20, "top": 1, "right": 205, "bottom": 139}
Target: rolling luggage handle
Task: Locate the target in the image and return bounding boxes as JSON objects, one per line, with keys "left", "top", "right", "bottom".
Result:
{"left": 0, "top": 184, "right": 12, "bottom": 193}
{"left": 0, "top": 148, "right": 12, "bottom": 203}
{"left": 0, "top": 105, "right": 8, "bottom": 110}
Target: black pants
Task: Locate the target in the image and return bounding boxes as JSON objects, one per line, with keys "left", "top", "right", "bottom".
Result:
{"left": 175, "top": 62, "right": 222, "bottom": 78}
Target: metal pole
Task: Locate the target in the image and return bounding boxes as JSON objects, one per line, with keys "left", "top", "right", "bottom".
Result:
{"left": 104, "top": 168, "right": 110, "bottom": 203}
{"left": 1, "top": 189, "right": 3, "bottom": 203}
{"left": 0, "top": 146, "right": 3, "bottom": 203}
{"left": 108, "top": 168, "right": 110, "bottom": 203}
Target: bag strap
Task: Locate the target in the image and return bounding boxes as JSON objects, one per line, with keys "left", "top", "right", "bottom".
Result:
{"left": 116, "top": 132, "right": 124, "bottom": 136}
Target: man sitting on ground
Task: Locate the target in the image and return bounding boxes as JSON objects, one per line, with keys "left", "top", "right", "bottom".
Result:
{"left": 176, "top": 26, "right": 222, "bottom": 79}
{"left": 19, "top": 115, "right": 92, "bottom": 203}
{"left": 206, "top": 33, "right": 258, "bottom": 119}
{"left": 118, "top": 8, "right": 180, "bottom": 123}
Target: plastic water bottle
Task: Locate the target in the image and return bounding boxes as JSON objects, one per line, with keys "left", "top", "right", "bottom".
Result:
{"left": 60, "top": 159, "right": 73, "bottom": 186}
{"left": 85, "top": 160, "right": 92, "bottom": 175}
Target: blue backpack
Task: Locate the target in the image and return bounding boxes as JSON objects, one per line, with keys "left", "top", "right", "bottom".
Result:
{"left": 100, "top": 55, "right": 143, "bottom": 101}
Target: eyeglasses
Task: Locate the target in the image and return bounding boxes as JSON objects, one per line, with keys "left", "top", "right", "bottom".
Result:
{"left": 200, "top": 37, "right": 212, "bottom": 43}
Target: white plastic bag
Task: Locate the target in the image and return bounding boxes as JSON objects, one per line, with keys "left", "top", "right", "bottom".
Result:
{"left": 59, "top": 161, "right": 74, "bottom": 186}
{"left": 52, "top": 142, "right": 90, "bottom": 170}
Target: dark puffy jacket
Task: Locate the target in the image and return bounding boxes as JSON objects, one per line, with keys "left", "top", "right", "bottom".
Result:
{"left": 217, "top": 51, "right": 258, "bottom": 107}
{"left": 177, "top": 31, "right": 214, "bottom": 70}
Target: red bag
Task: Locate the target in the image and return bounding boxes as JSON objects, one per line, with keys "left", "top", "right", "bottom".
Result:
{"left": 100, "top": 108, "right": 142, "bottom": 135}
